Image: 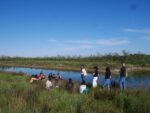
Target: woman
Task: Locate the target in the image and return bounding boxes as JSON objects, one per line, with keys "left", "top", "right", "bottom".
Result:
{"left": 92, "top": 66, "right": 99, "bottom": 88}
{"left": 103, "top": 67, "right": 111, "bottom": 90}
{"left": 80, "top": 65, "right": 87, "bottom": 82}
{"left": 119, "top": 63, "right": 127, "bottom": 91}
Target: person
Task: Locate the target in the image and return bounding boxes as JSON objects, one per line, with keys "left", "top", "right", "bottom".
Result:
{"left": 30, "top": 72, "right": 45, "bottom": 83}
{"left": 30, "top": 75, "right": 38, "bottom": 83}
{"left": 54, "top": 73, "right": 62, "bottom": 88}
{"left": 119, "top": 63, "right": 127, "bottom": 91}
{"left": 79, "top": 80, "right": 89, "bottom": 94}
{"left": 103, "top": 67, "right": 111, "bottom": 90}
{"left": 92, "top": 66, "right": 99, "bottom": 88}
{"left": 80, "top": 80, "right": 87, "bottom": 93}
{"left": 46, "top": 77, "right": 53, "bottom": 89}
{"left": 37, "top": 72, "right": 45, "bottom": 80}
{"left": 55, "top": 73, "right": 62, "bottom": 80}
{"left": 80, "top": 65, "right": 87, "bottom": 82}
{"left": 65, "top": 78, "right": 74, "bottom": 93}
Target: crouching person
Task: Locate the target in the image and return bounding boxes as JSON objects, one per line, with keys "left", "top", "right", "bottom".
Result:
{"left": 80, "top": 80, "right": 89, "bottom": 94}
{"left": 46, "top": 77, "right": 53, "bottom": 90}
{"left": 65, "top": 78, "right": 74, "bottom": 93}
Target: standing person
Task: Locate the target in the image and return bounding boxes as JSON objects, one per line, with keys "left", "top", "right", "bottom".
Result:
{"left": 119, "top": 63, "right": 127, "bottom": 91}
{"left": 80, "top": 65, "right": 87, "bottom": 82}
{"left": 92, "top": 66, "right": 99, "bottom": 88}
{"left": 103, "top": 67, "right": 111, "bottom": 90}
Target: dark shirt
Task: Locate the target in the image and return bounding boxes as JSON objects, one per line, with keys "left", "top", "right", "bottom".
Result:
{"left": 93, "top": 70, "right": 99, "bottom": 77}
{"left": 105, "top": 71, "right": 111, "bottom": 79}
{"left": 120, "top": 66, "right": 126, "bottom": 77}
{"left": 66, "top": 82, "right": 74, "bottom": 93}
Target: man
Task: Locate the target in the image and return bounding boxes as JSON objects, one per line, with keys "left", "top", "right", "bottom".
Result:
{"left": 119, "top": 63, "right": 127, "bottom": 91}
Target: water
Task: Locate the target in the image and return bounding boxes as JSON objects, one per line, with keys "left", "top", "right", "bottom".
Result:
{"left": 0, "top": 66, "right": 150, "bottom": 90}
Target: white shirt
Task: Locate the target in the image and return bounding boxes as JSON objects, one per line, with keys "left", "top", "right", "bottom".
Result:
{"left": 81, "top": 68, "right": 87, "bottom": 76}
{"left": 80, "top": 85, "right": 87, "bottom": 93}
{"left": 46, "top": 80, "right": 53, "bottom": 89}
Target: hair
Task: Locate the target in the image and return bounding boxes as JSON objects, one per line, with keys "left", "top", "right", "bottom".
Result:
{"left": 69, "top": 78, "right": 72, "bottom": 82}
{"left": 81, "top": 65, "right": 84, "bottom": 68}
{"left": 94, "top": 66, "right": 98, "bottom": 70}
{"left": 106, "top": 67, "right": 111, "bottom": 75}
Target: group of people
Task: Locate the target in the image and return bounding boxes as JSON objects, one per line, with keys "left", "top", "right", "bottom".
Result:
{"left": 30, "top": 72, "right": 62, "bottom": 84}
{"left": 80, "top": 63, "right": 127, "bottom": 91}
{"left": 45, "top": 73, "right": 62, "bottom": 89}
{"left": 29, "top": 63, "right": 127, "bottom": 94}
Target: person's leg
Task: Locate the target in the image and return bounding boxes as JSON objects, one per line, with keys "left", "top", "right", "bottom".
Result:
{"left": 95, "top": 77, "right": 98, "bottom": 87}
{"left": 119, "top": 77, "right": 123, "bottom": 91}
{"left": 107, "top": 79, "right": 110, "bottom": 90}
{"left": 81, "top": 74, "right": 84, "bottom": 82}
{"left": 92, "top": 77, "right": 96, "bottom": 88}
{"left": 122, "top": 77, "right": 126, "bottom": 90}
{"left": 103, "top": 79, "right": 107, "bottom": 88}
{"left": 93, "top": 77, "right": 98, "bottom": 88}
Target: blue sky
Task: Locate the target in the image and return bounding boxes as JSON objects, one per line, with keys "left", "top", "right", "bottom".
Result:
{"left": 0, "top": 0, "right": 150, "bottom": 57}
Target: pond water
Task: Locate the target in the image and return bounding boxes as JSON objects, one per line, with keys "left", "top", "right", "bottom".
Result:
{"left": 0, "top": 66, "right": 150, "bottom": 90}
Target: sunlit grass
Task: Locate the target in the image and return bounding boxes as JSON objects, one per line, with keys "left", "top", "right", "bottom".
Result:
{"left": 0, "top": 72, "right": 150, "bottom": 113}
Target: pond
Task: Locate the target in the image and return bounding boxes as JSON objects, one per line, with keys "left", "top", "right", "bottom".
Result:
{"left": 0, "top": 66, "right": 150, "bottom": 90}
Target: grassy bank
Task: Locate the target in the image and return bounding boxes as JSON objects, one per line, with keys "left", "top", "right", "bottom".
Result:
{"left": 0, "top": 53, "right": 150, "bottom": 74}
{"left": 0, "top": 72, "right": 150, "bottom": 113}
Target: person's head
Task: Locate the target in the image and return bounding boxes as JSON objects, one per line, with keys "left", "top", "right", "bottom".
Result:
{"left": 81, "top": 65, "right": 84, "bottom": 69}
{"left": 122, "top": 63, "right": 126, "bottom": 67}
{"left": 106, "top": 67, "right": 110, "bottom": 72}
{"left": 69, "top": 78, "right": 72, "bottom": 83}
{"left": 94, "top": 66, "right": 98, "bottom": 71}
{"left": 40, "top": 71, "right": 43, "bottom": 74}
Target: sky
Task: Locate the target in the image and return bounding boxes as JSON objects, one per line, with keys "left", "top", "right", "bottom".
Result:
{"left": 0, "top": 0, "right": 150, "bottom": 57}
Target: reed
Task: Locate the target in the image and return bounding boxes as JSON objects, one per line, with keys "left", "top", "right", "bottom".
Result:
{"left": 0, "top": 72, "right": 150, "bottom": 113}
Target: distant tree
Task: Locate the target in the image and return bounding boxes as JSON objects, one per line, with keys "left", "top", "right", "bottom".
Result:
{"left": 122, "top": 50, "right": 129, "bottom": 56}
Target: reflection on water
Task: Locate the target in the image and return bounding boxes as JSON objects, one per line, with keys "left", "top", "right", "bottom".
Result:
{"left": 0, "top": 66, "right": 150, "bottom": 90}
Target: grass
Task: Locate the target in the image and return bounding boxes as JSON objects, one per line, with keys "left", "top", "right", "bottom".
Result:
{"left": 0, "top": 72, "right": 150, "bottom": 113}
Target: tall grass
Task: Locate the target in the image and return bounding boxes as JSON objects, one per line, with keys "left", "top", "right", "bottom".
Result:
{"left": 0, "top": 72, "right": 150, "bottom": 113}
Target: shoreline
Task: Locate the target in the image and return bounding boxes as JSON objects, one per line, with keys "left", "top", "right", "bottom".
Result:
{"left": 0, "top": 64, "right": 150, "bottom": 75}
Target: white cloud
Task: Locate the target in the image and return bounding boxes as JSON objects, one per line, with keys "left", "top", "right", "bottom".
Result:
{"left": 66, "top": 40, "right": 93, "bottom": 45}
{"left": 96, "top": 39, "right": 129, "bottom": 46}
{"left": 58, "top": 45, "right": 93, "bottom": 52}
{"left": 48, "top": 38, "right": 129, "bottom": 46}
{"left": 124, "top": 28, "right": 150, "bottom": 34}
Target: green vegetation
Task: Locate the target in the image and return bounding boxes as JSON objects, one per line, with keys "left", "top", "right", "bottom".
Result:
{"left": 0, "top": 72, "right": 150, "bottom": 113}
{"left": 0, "top": 51, "right": 150, "bottom": 74}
